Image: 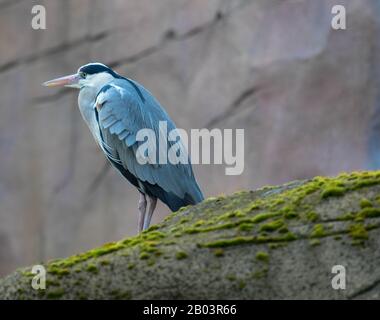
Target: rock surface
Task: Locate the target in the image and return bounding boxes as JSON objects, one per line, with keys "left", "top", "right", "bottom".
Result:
{"left": 2, "top": 0, "right": 380, "bottom": 276}
{"left": 1, "top": 171, "right": 380, "bottom": 299}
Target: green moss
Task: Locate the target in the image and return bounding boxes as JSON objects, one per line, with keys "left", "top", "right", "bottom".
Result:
{"left": 145, "top": 231, "right": 166, "bottom": 241}
{"left": 360, "top": 198, "right": 373, "bottom": 209}
{"left": 176, "top": 205, "right": 191, "bottom": 213}
{"left": 47, "top": 267, "right": 70, "bottom": 276}
{"left": 179, "top": 217, "right": 190, "bottom": 224}
{"left": 222, "top": 211, "right": 239, "bottom": 219}
{"left": 110, "top": 289, "right": 132, "bottom": 299}
{"left": 99, "top": 259, "right": 110, "bottom": 266}
{"left": 238, "top": 222, "right": 254, "bottom": 231}
{"left": 213, "top": 248, "right": 225, "bottom": 257}
{"left": 204, "top": 196, "right": 218, "bottom": 203}
{"left": 184, "top": 221, "right": 236, "bottom": 234}
{"left": 310, "top": 224, "right": 325, "bottom": 238}
{"left": 235, "top": 210, "right": 247, "bottom": 218}
{"left": 139, "top": 252, "right": 150, "bottom": 260}
{"left": 86, "top": 264, "right": 98, "bottom": 274}
{"left": 118, "top": 291, "right": 132, "bottom": 299}
{"left": 238, "top": 280, "right": 246, "bottom": 289}
{"left": 309, "top": 239, "right": 321, "bottom": 246}
{"left": 367, "top": 223, "right": 380, "bottom": 231}
{"left": 251, "top": 212, "right": 281, "bottom": 223}
{"left": 282, "top": 232, "right": 298, "bottom": 241}
{"left": 200, "top": 237, "right": 251, "bottom": 248}
{"left": 46, "top": 279, "right": 60, "bottom": 287}
{"left": 252, "top": 267, "right": 269, "bottom": 279}
{"left": 193, "top": 219, "right": 206, "bottom": 227}
{"left": 271, "top": 199, "right": 285, "bottom": 207}
{"left": 175, "top": 251, "right": 188, "bottom": 260}
{"left": 249, "top": 204, "right": 261, "bottom": 211}
{"left": 201, "top": 232, "right": 297, "bottom": 248}
{"left": 87, "top": 242, "right": 126, "bottom": 258}
{"left": 139, "top": 241, "right": 160, "bottom": 255}
{"left": 352, "top": 178, "right": 380, "bottom": 190}
{"left": 259, "top": 219, "right": 284, "bottom": 232}
{"left": 358, "top": 207, "right": 380, "bottom": 219}
{"left": 125, "top": 172, "right": 376, "bottom": 251}
{"left": 147, "top": 259, "right": 156, "bottom": 266}
{"left": 185, "top": 211, "right": 283, "bottom": 235}
{"left": 351, "top": 239, "right": 365, "bottom": 246}
{"left": 283, "top": 209, "right": 298, "bottom": 219}
{"left": 337, "top": 212, "right": 355, "bottom": 221}
{"left": 306, "top": 211, "right": 319, "bottom": 222}
{"left": 269, "top": 243, "right": 286, "bottom": 250}
{"left": 226, "top": 274, "right": 236, "bottom": 281}
{"left": 278, "top": 226, "right": 289, "bottom": 233}
{"left": 77, "top": 293, "right": 88, "bottom": 300}
{"left": 127, "top": 263, "right": 135, "bottom": 270}
{"left": 321, "top": 187, "right": 345, "bottom": 199}
{"left": 45, "top": 241, "right": 128, "bottom": 271}
{"left": 145, "top": 224, "right": 159, "bottom": 231}
{"left": 348, "top": 223, "right": 368, "bottom": 240}
{"left": 256, "top": 251, "right": 269, "bottom": 262}
{"left": 46, "top": 288, "right": 65, "bottom": 299}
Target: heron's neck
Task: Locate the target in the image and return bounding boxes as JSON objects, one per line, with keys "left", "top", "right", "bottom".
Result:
{"left": 77, "top": 86, "right": 105, "bottom": 147}
{"left": 83, "top": 73, "right": 114, "bottom": 97}
{"left": 79, "top": 85, "right": 99, "bottom": 105}
{"left": 77, "top": 72, "right": 114, "bottom": 143}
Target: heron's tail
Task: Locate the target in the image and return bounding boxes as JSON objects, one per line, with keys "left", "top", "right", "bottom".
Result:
{"left": 161, "top": 180, "right": 204, "bottom": 212}
{"left": 187, "top": 181, "right": 204, "bottom": 204}
{"left": 163, "top": 191, "right": 202, "bottom": 212}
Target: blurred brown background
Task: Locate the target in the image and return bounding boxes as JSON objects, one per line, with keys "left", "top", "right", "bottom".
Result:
{"left": 1, "top": 0, "right": 380, "bottom": 276}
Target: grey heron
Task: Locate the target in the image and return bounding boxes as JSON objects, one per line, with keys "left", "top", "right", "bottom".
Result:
{"left": 43, "top": 62, "right": 204, "bottom": 233}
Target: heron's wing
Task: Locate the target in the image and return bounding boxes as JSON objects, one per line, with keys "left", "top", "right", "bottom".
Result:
{"left": 95, "top": 80, "right": 203, "bottom": 202}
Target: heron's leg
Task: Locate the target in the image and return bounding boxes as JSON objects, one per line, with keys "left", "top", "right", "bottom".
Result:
{"left": 143, "top": 196, "right": 157, "bottom": 230}
{"left": 138, "top": 192, "right": 147, "bottom": 233}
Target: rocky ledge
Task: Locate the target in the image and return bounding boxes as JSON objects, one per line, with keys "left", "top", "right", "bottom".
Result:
{"left": 1, "top": 171, "right": 380, "bottom": 299}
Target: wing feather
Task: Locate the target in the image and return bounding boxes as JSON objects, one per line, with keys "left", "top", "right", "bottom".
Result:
{"left": 95, "top": 79, "right": 204, "bottom": 203}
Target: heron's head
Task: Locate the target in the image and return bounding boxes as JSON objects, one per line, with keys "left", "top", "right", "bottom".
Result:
{"left": 43, "top": 62, "right": 120, "bottom": 89}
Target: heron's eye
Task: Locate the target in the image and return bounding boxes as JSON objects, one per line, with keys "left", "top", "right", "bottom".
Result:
{"left": 79, "top": 72, "right": 87, "bottom": 79}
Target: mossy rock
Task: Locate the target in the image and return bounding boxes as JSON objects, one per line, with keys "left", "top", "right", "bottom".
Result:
{"left": 1, "top": 171, "right": 380, "bottom": 299}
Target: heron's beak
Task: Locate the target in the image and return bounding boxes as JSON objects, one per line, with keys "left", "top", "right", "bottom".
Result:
{"left": 43, "top": 73, "right": 81, "bottom": 88}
